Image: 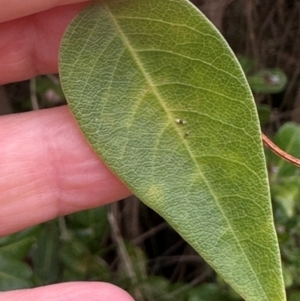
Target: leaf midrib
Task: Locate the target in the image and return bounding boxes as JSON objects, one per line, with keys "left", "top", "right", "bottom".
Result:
{"left": 104, "top": 3, "right": 268, "bottom": 299}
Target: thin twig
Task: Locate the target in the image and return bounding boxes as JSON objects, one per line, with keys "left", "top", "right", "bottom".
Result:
{"left": 133, "top": 222, "right": 167, "bottom": 245}
{"left": 108, "top": 205, "right": 145, "bottom": 301}
{"left": 262, "top": 133, "right": 300, "bottom": 167}
{"left": 58, "top": 216, "right": 71, "bottom": 241}
{"left": 164, "top": 268, "right": 212, "bottom": 299}
{"left": 30, "top": 78, "right": 39, "bottom": 110}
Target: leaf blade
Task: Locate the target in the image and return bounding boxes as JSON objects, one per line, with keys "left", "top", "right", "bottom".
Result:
{"left": 59, "top": 1, "right": 285, "bottom": 300}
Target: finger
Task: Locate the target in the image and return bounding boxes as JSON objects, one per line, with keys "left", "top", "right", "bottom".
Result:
{"left": 0, "top": 106, "right": 131, "bottom": 236}
{"left": 0, "top": 0, "right": 90, "bottom": 22}
{"left": 2, "top": 282, "right": 134, "bottom": 301}
{"left": 0, "top": 3, "right": 89, "bottom": 84}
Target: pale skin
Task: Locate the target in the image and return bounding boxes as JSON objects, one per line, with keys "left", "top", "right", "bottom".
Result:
{"left": 0, "top": 1, "right": 134, "bottom": 300}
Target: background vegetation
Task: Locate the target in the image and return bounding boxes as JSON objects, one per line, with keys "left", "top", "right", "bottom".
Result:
{"left": 0, "top": 0, "right": 300, "bottom": 300}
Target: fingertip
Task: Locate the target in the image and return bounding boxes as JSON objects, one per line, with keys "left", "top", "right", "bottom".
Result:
{"left": 0, "top": 0, "right": 90, "bottom": 23}
{"left": 0, "top": 107, "right": 132, "bottom": 236}
{"left": 2, "top": 282, "right": 135, "bottom": 301}
{"left": 0, "top": 3, "right": 90, "bottom": 84}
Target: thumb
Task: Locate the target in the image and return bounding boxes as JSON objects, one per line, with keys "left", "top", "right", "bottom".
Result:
{"left": 0, "top": 0, "right": 90, "bottom": 22}
{"left": 1, "top": 282, "right": 134, "bottom": 301}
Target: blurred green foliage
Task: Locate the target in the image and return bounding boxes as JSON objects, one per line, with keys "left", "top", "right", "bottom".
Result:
{"left": 238, "top": 56, "right": 288, "bottom": 94}
{"left": 267, "top": 123, "right": 300, "bottom": 299}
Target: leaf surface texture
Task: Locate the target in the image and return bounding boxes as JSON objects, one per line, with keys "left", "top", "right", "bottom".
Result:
{"left": 59, "top": 1, "right": 285, "bottom": 300}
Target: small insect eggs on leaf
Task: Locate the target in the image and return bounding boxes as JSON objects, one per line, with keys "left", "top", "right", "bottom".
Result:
{"left": 175, "top": 118, "right": 186, "bottom": 124}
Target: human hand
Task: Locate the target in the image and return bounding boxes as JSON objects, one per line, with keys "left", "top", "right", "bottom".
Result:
{"left": 0, "top": 1, "right": 133, "bottom": 300}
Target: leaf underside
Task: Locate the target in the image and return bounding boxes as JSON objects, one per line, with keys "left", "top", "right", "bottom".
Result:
{"left": 59, "top": 0, "right": 285, "bottom": 300}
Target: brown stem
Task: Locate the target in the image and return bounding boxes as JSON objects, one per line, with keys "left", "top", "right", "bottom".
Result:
{"left": 262, "top": 133, "right": 300, "bottom": 167}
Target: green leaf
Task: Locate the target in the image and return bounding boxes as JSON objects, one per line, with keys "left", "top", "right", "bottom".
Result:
{"left": 247, "top": 69, "right": 287, "bottom": 94}
{"left": 257, "top": 104, "right": 271, "bottom": 126}
{"left": 272, "top": 182, "right": 300, "bottom": 218}
{"left": 268, "top": 123, "right": 300, "bottom": 218}
{"left": 0, "top": 254, "right": 33, "bottom": 290}
{"left": 59, "top": 0, "right": 285, "bottom": 300}
{"left": 0, "top": 236, "right": 36, "bottom": 260}
{"left": 187, "top": 283, "right": 239, "bottom": 301}
{"left": 60, "top": 237, "right": 90, "bottom": 281}
{"left": 66, "top": 207, "right": 109, "bottom": 249}
{"left": 237, "top": 55, "right": 255, "bottom": 75}
{"left": 31, "top": 222, "right": 60, "bottom": 284}
{"left": 269, "top": 123, "right": 300, "bottom": 179}
{"left": 0, "top": 227, "right": 39, "bottom": 260}
{"left": 288, "top": 292, "right": 300, "bottom": 301}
